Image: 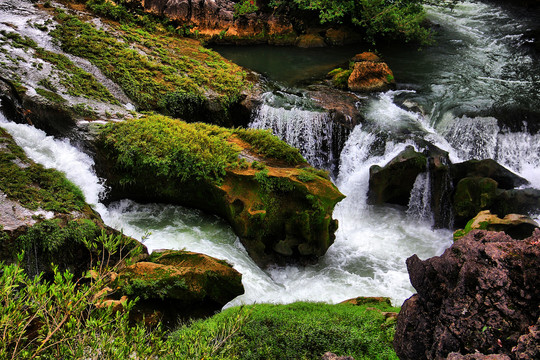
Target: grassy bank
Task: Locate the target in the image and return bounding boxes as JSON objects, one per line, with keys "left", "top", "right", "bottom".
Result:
{"left": 1, "top": 260, "right": 399, "bottom": 359}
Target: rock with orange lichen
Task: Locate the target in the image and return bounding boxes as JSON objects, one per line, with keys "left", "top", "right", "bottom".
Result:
{"left": 110, "top": 249, "right": 243, "bottom": 325}
{"left": 95, "top": 116, "right": 345, "bottom": 267}
{"left": 348, "top": 60, "right": 395, "bottom": 93}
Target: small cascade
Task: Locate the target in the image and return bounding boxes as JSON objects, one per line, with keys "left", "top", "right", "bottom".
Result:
{"left": 250, "top": 92, "right": 345, "bottom": 174}
{"left": 407, "top": 171, "right": 433, "bottom": 225}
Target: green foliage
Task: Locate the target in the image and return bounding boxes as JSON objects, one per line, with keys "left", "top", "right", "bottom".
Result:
{"left": 0, "top": 259, "right": 167, "bottom": 359}
{"left": 71, "top": 103, "right": 98, "bottom": 118}
{"left": 251, "top": 160, "right": 266, "bottom": 170}
{"left": 270, "top": 0, "right": 434, "bottom": 45}
{"left": 168, "top": 301, "right": 399, "bottom": 359}
{"left": 234, "top": 0, "right": 260, "bottom": 17}
{"left": 298, "top": 169, "right": 317, "bottom": 182}
{"left": 100, "top": 115, "right": 241, "bottom": 185}
{"left": 50, "top": 6, "right": 248, "bottom": 110}
{"left": 328, "top": 68, "right": 352, "bottom": 89}
{"left": 234, "top": 128, "right": 306, "bottom": 165}
{"left": 121, "top": 276, "right": 188, "bottom": 300}
{"left": 0, "top": 127, "right": 86, "bottom": 212}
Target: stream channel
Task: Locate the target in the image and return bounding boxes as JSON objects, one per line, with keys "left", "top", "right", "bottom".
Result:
{"left": 1, "top": 0, "right": 539, "bottom": 307}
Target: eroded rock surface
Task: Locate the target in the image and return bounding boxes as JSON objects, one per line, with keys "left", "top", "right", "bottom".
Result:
{"left": 394, "top": 229, "right": 540, "bottom": 359}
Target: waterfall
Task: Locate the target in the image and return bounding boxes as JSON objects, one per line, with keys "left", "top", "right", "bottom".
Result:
{"left": 250, "top": 92, "right": 344, "bottom": 174}
{"left": 407, "top": 171, "right": 433, "bottom": 225}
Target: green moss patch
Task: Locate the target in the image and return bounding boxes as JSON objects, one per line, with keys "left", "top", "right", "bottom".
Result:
{"left": 235, "top": 128, "right": 306, "bottom": 165}
{"left": 168, "top": 301, "right": 399, "bottom": 359}
{"left": 49, "top": 5, "right": 249, "bottom": 110}
{"left": 0, "top": 127, "right": 86, "bottom": 212}
{"left": 0, "top": 30, "right": 117, "bottom": 103}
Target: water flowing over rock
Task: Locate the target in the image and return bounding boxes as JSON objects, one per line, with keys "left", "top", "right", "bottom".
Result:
{"left": 394, "top": 229, "right": 540, "bottom": 359}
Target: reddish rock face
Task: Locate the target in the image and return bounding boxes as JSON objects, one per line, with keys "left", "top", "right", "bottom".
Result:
{"left": 394, "top": 229, "right": 540, "bottom": 360}
{"left": 348, "top": 61, "right": 395, "bottom": 92}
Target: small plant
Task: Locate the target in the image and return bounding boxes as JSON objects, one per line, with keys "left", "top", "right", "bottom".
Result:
{"left": 251, "top": 160, "right": 266, "bottom": 170}
{"left": 233, "top": 0, "right": 259, "bottom": 18}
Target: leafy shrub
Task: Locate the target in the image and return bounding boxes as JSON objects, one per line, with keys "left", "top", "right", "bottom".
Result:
{"left": 234, "top": 0, "right": 259, "bottom": 17}
{"left": 0, "top": 253, "right": 167, "bottom": 360}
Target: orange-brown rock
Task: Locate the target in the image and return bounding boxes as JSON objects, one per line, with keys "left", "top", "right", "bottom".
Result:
{"left": 111, "top": 249, "right": 244, "bottom": 324}
{"left": 351, "top": 52, "right": 381, "bottom": 63}
{"left": 296, "top": 34, "right": 326, "bottom": 48}
{"left": 348, "top": 61, "right": 395, "bottom": 93}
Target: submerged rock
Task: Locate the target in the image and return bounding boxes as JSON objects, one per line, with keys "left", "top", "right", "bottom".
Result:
{"left": 394, "top": 229, "right": 540, "bottom": 359}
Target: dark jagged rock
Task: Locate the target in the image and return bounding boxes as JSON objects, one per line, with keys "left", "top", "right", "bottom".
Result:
{"left": 394, "top": 229, "right": 540, "bottom": 360}
{"left": 450, "top": 159, "right": 529, "bottom": 190}
{"left": 368, "top": 146, "right": 427, "bottom": 206}
{"left": 446, "top": 353, "right": 511, "bottom": 360}
{"left": 492, "top": 187, "right": 540, "bottom": 217}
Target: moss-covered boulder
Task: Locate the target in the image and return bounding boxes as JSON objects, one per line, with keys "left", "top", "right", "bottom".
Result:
{"left": 95, "top": 115, "right": 345, "bottom": 266}
{"left": 112, "top": 249, "right": 243, "bottom": 324}
{"left": 453, "top": 177, "right": 499, "bottom": 224}
{"left": 368, "top": 146, "right": 427, "bottom": 206}
{"left": 453, "top": 210, "right": 539, "bottom": 241}
{"left": 450, "top": 159, "right": 529, "bottom": 190}
{"left": 0, "top": 126, "right": 145, "bottom": 277}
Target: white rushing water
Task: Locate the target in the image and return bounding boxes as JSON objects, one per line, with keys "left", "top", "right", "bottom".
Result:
{"left": 1, "top": 0, "right": 539, "bottom": 308}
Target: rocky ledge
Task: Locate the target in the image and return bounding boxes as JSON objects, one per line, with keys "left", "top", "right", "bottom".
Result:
{"left": 394, "top": 228, "right": 540, "bottom": 360}
{"left": 94, "top": 114, "right": 345, "bottom": 267}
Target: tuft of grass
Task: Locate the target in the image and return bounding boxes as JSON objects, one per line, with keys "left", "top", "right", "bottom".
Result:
{"left": 167, "top": 301, "right": 399, "bottom": 360}
{"left": 99, "top": 115, "right": 241, "bottom": 185}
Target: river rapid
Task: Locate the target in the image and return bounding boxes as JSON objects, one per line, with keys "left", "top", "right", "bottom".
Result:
{"left": 1, "top": 0, "right": 538, "bottom": 307}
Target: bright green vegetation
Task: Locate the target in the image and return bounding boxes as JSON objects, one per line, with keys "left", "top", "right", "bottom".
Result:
{"left": 0, "top": 30, "right": 117, "bottom": 103}
{"left": 0, "top": 127, "right": 86, "bottom": 212}
{"left": 0, "top": 256, "right": 166, "bottom": 360}
{"left": 168, "top": 300, "right": 399, "bottom": 359}
{"left": 268, "top": 0, "right": 436, "bottom": 45}
{"left": 49, "top": 4, "right": 249, "bottom": 111}
{"left": 99, "top": 115, "right": 307, "bottom": 185}
{"left": 234, "top": 0, "right": 260, "bottom": 17}
{"left": 1, "top": 257, "right": 398, "bottom": 360}
{"left": 99, "top": 115, "right": 241, "bottom": 184}
{"left": 235, "top": 128, "right": 306, "bottom": 165}
{"left": 328, "top": 67, "right": 352, "bottom": 89}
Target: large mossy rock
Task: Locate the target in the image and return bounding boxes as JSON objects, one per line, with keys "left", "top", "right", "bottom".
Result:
{"left": 453, "top": 210, "right": 539, "bottom": 241}
{"left": 368, "top": 146, "right": 427, "bottom": 206}
{"left": 95, "top": 115, "right": 345, "bottom": 267}
{"left": 112, "top": 249, "right": 243, "bottom": 324}
{"left": 394, "top": 229, "right": 540, "bottom": 359}
{"left": 450, "top": 159, "right": 528, "bottom": 190}
{"left": 0, "top": 126, "right": 144, "bottom": 277}
{"left": 453, "top": 177, "right": 499, "bottom": 222}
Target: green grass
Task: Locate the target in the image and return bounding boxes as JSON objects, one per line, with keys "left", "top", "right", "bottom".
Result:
{"left": 167, "top": 301, "right": 399, "bottom": 360}
{"left": 0, "top": 127, "right": 86, "bottom": 212}
{"left": 49, "top": 5, "right": 249, "bottom": 111}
